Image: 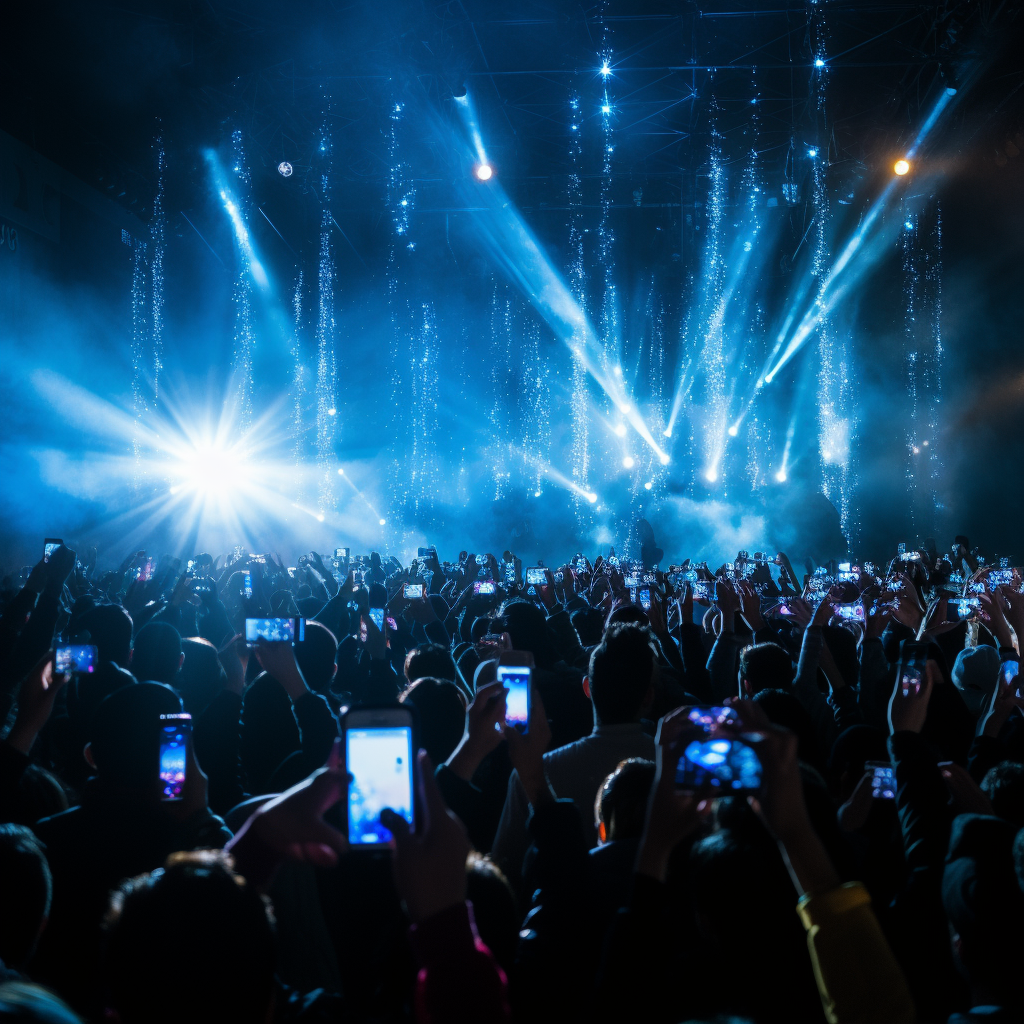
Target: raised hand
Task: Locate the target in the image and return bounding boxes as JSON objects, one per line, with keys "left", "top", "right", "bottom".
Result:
{"left": 6, "top": 651, "right": 69, "bottom": 755}
{"left": 887, "top": 658, "right": 937, "bottom": 735}
{"left": 254, "top": 639, "right": 310, "bottom": 700}
{"left": 445, "top": 681, "right": 508, "bottom": 782}
{"left": 504, "top": 686, "right": 552, "bottom": 806}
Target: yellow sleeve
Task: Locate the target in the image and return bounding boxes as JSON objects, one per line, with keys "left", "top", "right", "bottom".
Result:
{"left": 796, "top": 882, "right": 916, "bottom": 1024}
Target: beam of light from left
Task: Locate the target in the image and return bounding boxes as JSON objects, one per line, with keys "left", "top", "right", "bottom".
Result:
{"left": 452, "top": 89, "right": 669, "bottom": 466}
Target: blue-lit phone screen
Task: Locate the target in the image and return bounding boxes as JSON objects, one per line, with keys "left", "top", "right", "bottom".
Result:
{"left": 159, "top": 722, "right": 188, "bottom": 800}
{"left": 497, "top": 665, "right": 530, "bottom": 729}
{"left": 347, "top": 727, "right": 414, "bottom": 844}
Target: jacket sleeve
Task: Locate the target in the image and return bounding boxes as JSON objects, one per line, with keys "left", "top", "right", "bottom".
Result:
{"left": 435, "top": 765, "right": 501, "bottom": 853}
{"left": 857, "top": 637, "right": 893, "bottom": 730}
{"left": 193, "top": 690, "right": 245, "bottom": 815}
{"left": 409, "top": 901, "right": 510, "bottom": 1024}
{"left": 796, "top": 882, "right": 916, "bottom": 1024}
{"left": 707, "top": 630, "right": 743, "bottom": 702}
{"left": 793, "top": 627, "right": 838, "bottom": 750}
{"left": 490, "top": 769, "right": 531, "bottom": 893}
{"left": 293, "top": 692, "right": 339, "bottom": 770}
{"left": 678, "top": 622, "right": 713, "bottom": 701}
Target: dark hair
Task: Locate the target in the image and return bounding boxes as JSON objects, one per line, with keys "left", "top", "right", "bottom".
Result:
{"left": 0, "top": 982, "right": 83, "bottom": 1024}
{"left": 176, "top": 638, "right": 226, "bottom": 716}
{"left": 753, "top": 688, "right": 823, "bottom": 770}
{"left": 399, "top": 677, "right": 466, "bottom": 765}
{"left": 571, "top": 607, "right": 604, "bottom": 648}
{"left": 982, "top": 762, "right": 1024, "bottom": 828}
{"left": 130, "top": 622, "right": 182, "bottom": 686}
{"left": 295, "top": 620, "right": 338, "bottom": 694}
{"left": 604, "top": 605, "right": 649, "bottom": 629}
{"left": 496, "top": 602, "right": 556, "bottom": 667}
{"left": 595, "top": 758, "right": 655, "bottom": 840}
{"left": 104, "top": 851, "right": 276, "bottom": 1024}
{"left": 0, "top": 825, "right": 52, "bottom": 969}
{"left": 404, "top": 644, "right": 457, "bottom": 685}
{"left": 738, "top": 643, "right": 794, "bottom": 694}
{"left": 465, "top": 854, "right": 518, "bottom": 974}
{"left": 88, "top": 682, "right": 182, "bottom": 789}
{"left": 587, "top": 623, "right": 655, "bottom": 725}
{"left": 79, "top": 604, "right": 133, "bottom": 668}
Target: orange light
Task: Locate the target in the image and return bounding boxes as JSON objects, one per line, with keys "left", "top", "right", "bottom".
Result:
{"left": 894, "top": 159, "right": 910, "bottom": 176}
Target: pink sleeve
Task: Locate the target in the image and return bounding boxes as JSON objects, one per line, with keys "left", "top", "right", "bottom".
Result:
{"left": 409, "top": 901, "right": 511, "bottom": 1024}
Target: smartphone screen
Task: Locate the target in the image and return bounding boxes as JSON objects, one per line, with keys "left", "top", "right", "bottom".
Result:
{"left": 866, "top": 760, "right": 895, "bottom": 800}
{"left": 946, "top": 597, "right": 981, "bottom": 622}
{"left": 244, "top": 617, "right": 304, "bottom": 646}
{"left": 988, "top": 569, "right": 1014, "bottom": 588}
{"left": 687, "top": 706, "right": 740, "bottom": 731}
{"left": 832, "top": 602, "right": 865, "bottom": 622}
{"left": 369, "top": 607, "right": 384, "bottom": 631}
{"left": 43, "top": 538, "right": 62, "bottom": 563}
{"left": 638, "top": 587, "right": 651, "bottom": 611}
{"left": 474, "top": 581, "right": 496, "bottom": 595}
{"left": 243, "top": 571, "right": 253, "bottom": 600}
{"left": 526, "top": 567, "right": 546, "bottom": 586}
{"left": 691, "top": 581, "right": 711, "bottom": 602}
{"left": 1004, "top": 659, "right": 1020, "bottom": 696}
{"left": 898, "top": 641, "right": 929, "bottom": 697}
{"left": 159, "top": 714, "right": 191, "bottom": 801}
{"left": 346, "top": 725, "right": 415, "bottom": 844}
{"left": 497, "top": 664, "right": 531, "bottom": 730}
{"left": 335, "top": 547, "right": 349, "bottom": 559}
{"left": 675, "top": 738, "right": 762, "bottom": 793}
{"left": 404, "top": 583, "right": 424, "bottom": 599}
{"left": 55, "top": 644, "right": 98, "bottom": 675}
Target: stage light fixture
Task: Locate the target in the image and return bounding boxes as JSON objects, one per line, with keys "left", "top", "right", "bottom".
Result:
{"left": 814, "top": 58, "right": 825, "bottom": 68}
{"left": 727, "top": 424, "right": 738, "bottom": 437}
{"left": 644, "top": 481, "right": 653, "bottom": 490}
{"left": 659, "top": 453, "right": 670, "bottom": 465}
{"left": 613, "top": 365, "right": 622, "bottom": 376}
{"left": 277, "top": 161, "right": 293, "bottom": 177}
{"left": 317, "top": 513, "right": 325, "bottom": 522}
{"left": 662, "top": 428, "right": 672, "bottom": 438}
{"left": 601, "top": 104, "right": 611, "bottom": 114}
{"left": 614, "top": 423, "right": 627, "bottom": 437}
{"left": 534, "top": 490, "right": 542, "bottom": 497}
{"left": 808, "top": 148, "right": 818, "bottom": 158}
{"left": 337, "top": 467, "right": 345, "bottom": 475}
{"left": 622, "top": 456, "right": 634, "bottom": 469}
{"left": 587, "top": 492, "right": 598, "bottom": 503}
{"left": 379, "top": 518, "right": 386, "bottom": 526}
{"left": 475, "top": 164, "right": 493, "bottom": 181}
{"left": 327, "top": 407, "right": 337, "bottom": 416}
{"left": 705, "top": 467, "right": 718, "bottom": 483}
{"left": 894, "top": 159, "right": 910, "bottom": 176}
{"left": 600, "top": 62, "right": 611, "bottom": 77}
{"left": 775, "top": 469, "right": 787, "bottom": 483}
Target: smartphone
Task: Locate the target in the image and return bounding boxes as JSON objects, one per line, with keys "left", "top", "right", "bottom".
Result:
{"left": 244, "top": 617, "right": 305, "bottom": 647}
{"left": 368, "top": 607, "right": 384, "bottom": 631}
{"left": 624, "top": 575, "right": 641, "bottom": 588}
{"left": 159, "top": 713, "right": 191, "bottom": 801}
{"left": 946, "top": 597, "right": 981, "bottom": 622}
{"left": 638, "top": 587, "right": 652, "bottom": 611}
{"left": 386, "top": 616, "right": 398, "bottom": 632}
{"left": 988, "top": 569, "right": 1014, "bottom": 588}
{"left": 1000, "top": 557, "right": 1011, "bottom": 568}
{"left": 478, "top": 633, "right": 509, "bottom": 654}
{"left": 474, "top": 581, "right": 496, "bottom": 596}
{"left": 836, "top": 570, "right": 857, "bottom": 583}
{"left": 417, "top": 547, "right": 434, "bottom": 558}
{"left": 335, "top": 547, "right": 350, "bottom": 559}
{"left": 55, "top": 644, "right": 98, "bottom": 675}
{"left": 243, "top": 570, "right": 253, "bottom": 600}
{"left": 43, "top": 538, "right": 63, "bottom": 563}
{"left": 897, "top": 640, "right": 929, "bottom": 697}
{"left": 138, "top": 559, "right": 155, "bottom": 582}
{"left": 526, "top": 567, "right": 546, "bottom": 586}
{"left": 344, "top": 706, "right": 416, "bottom": 844}
{"left": 691, "top": 581, "right": 712, "bottom": 602}
{"left": 404, "top": 583, "right": 424, "bottom": 599}
{"left": 687, "top": 706, "right": 741, "bottom": 731}
{"left": 497, "top": 659, "right": 531, "bottom": 731}
{"left": 832, "top": 602, "right": 865, "bottom": 623}
{"left": 675, "top": 737, "right": 762, "bottom": 794}
{"left": 186, "top": 559, "right": 196, "bottom": 573}
{"left": 192, "top": 578, "right": 213, "bottom": 595}
{"left": 865, "top": 760, "right": 895, "bottom": 800}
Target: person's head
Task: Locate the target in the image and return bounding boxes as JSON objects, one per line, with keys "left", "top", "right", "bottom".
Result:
{"left": 0, "top": 826, "right": 51, "bottom": 970}
{"left": 175, "top": 638, "right": 226, "bottom": 716}
{"left": 571, "top": 607, "right": 604, "bottom": 648}
{"left": 404, "top": 644, "right": 456, "bottom": 686}
{"left": 604, "top": 604, "right": 649, "bottom": 630}
{"left": 585, "top": 622, "right": 656, "bottom": 726}
{"left": 0, "top": 982, "right": 83, "bottom": 1024}
{"left": 465, "top": 853, "right": 518, "bottom": 974}
{"left": 951, "top": 645, "right": 1001, "bottom": 717}
{"left": 738, "top": 643, "right": 794, "bottom": 696}
{"left": 497, "top": 601, "right": 556, "bottom": 666}
{"left": 79, "top": 605, "right": 133, "bottom": 668}
{"left": 826, "top": 725, "right": 889, "bottom": 800}
{"left": 753, "top": 688, "right": 823, "bottom": 770}
{"left": 982, "top": 762, "right": 1024, "bottom": 828}
{"left": 294, "top": 620, "right": 338, "bottom": 694}
{"left": 129, "top": 622, "right": 183, "bottom": 687}
{"left": 86, "top": 682, "right": 182, "bottom": 795}
{"left": 104, "top": 850, "right": 276, "bottom": 1024}
{"left": 595, "top": 758, "right": 655, "bottom": 843}
{"left": 399, "top": 677, "right": 466, "bottom": 765}
{"left": 945, "top": 815, "right": 1024, "bottom": 1005}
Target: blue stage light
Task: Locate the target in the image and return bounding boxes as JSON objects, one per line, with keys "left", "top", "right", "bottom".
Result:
{"left": 277, "top": 161, "right": 293, "bottom": 177}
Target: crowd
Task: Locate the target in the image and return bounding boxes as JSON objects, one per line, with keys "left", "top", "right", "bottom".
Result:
{"left": 0, "top": 533, "right": 1022, "bottom": 1023}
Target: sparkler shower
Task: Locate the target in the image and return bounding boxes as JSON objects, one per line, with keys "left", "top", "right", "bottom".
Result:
{"left": 1, "top": 1, "right": 1023, "bottom": 569}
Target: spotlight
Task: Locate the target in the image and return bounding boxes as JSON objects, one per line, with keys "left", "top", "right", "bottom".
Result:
{"left": 600, "top": 63, "right": 611, "bottom": 77}
{"left": 613, "top": 365, "right": 622, "bottom": 376}
{"left": 328, "top": 407, "right": 337, "bottom": 416}
{"left": 814, "top": 58, "right": 826, "bottom": 68}
{"left": 317, "top": 514, "right": 325, "bottom": 522}
{"left": 644, "top": 481, "right": 653, "bottom": 490}
{"left": 379, "top": 518, "right": 386, "bottom": 526}
{"left": 453, "top": 83, "right": 468, "bottom": 100}
{"left": 727, "top": 424, "right": 738, "bottom": 437}
{"left": 614, "top": 423, "right": 627, "bottom": 437}
{"left": 808, "top": 148, "right": 818, "bottom": 158}
{"left": 601, "top": 104, "right": 611, "bottom": 114}
{"left": 587, "top": 492, "right": 598, "bottom": 503}
{"left": 922, "top": 440, "right": 929, "bottom": 446}
{"left": 904, "top": 220, "right": 913, "bottom": 230}
{"left": 662, "top": 428, "right": 672, "bottom": 438}
{"left": 775, "top": 469, "right": 787, "bottom": 483}
{"left": 277, "top": 161, "right": 294, "bottom": 177}
{"left": 337, "top": 467, "right": 345, "bottom": 476}
{"left": 894, "top": 159, "right": 910, "bottom": 176}
{"left": 705, "top": 467, "right": 718, "bottom": 483}
{"left": 912, "top": 446, "right": 920, "bottom": 455}
{"left": 534, "top": 490, "right": 542, "bottom": 497}
{"left": 659, "top": 453, "right": 670, "bottom": 466}
{"left": 622, "top": 456, "right": 634, "bottom": 469}
{"left": 475, "top": 164, "right": 493, "bottom": 181}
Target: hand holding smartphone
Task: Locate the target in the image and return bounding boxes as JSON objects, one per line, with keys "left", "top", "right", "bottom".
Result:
{"left": 497, "top": 651, "right": 534, "bottom": 731}
{"left": 55, "top": 645, "right": 98, "bottom": 675}
{"left": 159, "top": 713, "right": 191, "bottom": 801}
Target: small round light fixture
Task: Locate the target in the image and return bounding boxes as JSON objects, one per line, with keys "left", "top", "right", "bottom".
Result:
{"left": 278, "top": 161, "right": 294, "bottom": 177}
{"left": 894, "top": 159, "right": 910, "bottom": 176}
{"left": 475, "top": 163, "right": 493, "bottom": 181}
